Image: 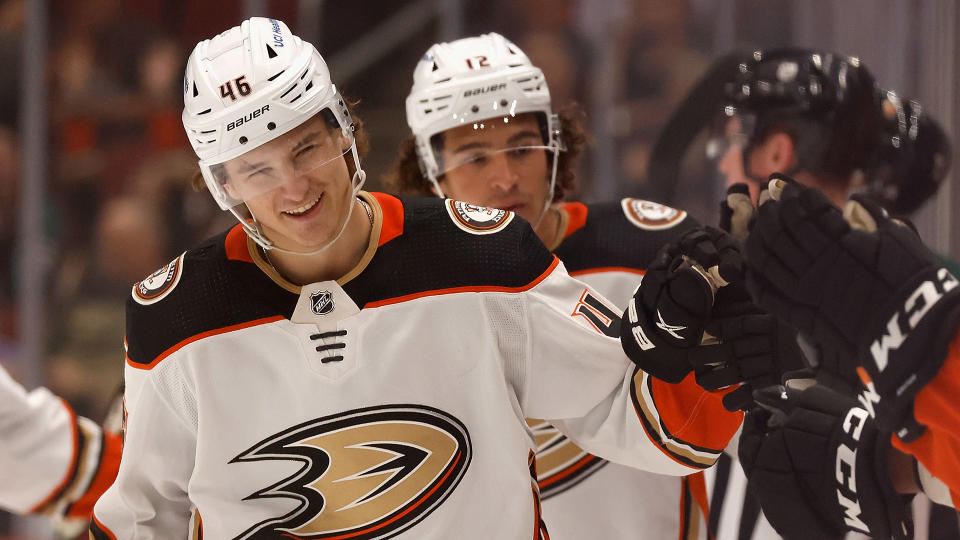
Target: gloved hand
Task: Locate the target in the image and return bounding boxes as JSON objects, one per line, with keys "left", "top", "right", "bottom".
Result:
{"left": 744, "top": 174, "right": 960, "bottom": 439}
{"left": 711, "top": 182, "right": 808, "bottom": 411}
{"left": 739, "top": 382, "right": 914, "bottom": 540}
{"left": 620, "top": 225, "right": 740, "bottom": 383}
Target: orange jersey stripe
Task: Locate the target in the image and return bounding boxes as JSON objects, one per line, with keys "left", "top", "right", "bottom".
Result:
{"left": 371, "top": 192, "right": 404, "bottom": 246}
{"left": 364, "top": 256, "right": 561, "bottom": 309}
{"left": 650, "top": 374, "right": 743, "bottom": 454}
{"left": 127, "top": 315, "right": 286, "bottom": 370}
{"left": 67, "top": 430, "right": 123, "bottom": 519}
{"left": 569, "top": 267, "right": 646, "bottom": 277}
{"left": 891, "top": 331, "right": 960, "bottom": 505}
{"left": 560, "top": 202, "right": 588, "bottom": 239}
{"left": 224, "top": 224, "right": 255, "bottom": 263}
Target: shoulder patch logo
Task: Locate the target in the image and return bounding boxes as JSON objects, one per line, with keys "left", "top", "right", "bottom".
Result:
{"left": 231, "top": 404, "right": 472, "bottom": 540}
{"left": 309, "top": 290, "right": 335, "bottom": 315}
{"left": 621, "top": 198, "right": 687, "bottom": 230}
{"left": 446, "top": 199, "right": 514, "bottom": 235}
{"left": 132, "top": 253, "right": 185, "bottom": 306}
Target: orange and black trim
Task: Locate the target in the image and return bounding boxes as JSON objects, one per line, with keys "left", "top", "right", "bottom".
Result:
{"left": 529, "top": 450, "right": 551, "bottom": 540}
{"left": 364, "top": 257, "right": 559, "bottom": 309}
{"left": 65, "top": 429, "right": 123, "bottom": 520}
{"left": 89, "top": 514, "right": 119, "bottom": 540}
{"left": 630, "top": 370, "right": 731, "bottom": 470}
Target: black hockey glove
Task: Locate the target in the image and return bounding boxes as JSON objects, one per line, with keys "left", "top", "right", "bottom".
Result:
{"left": 621, "top": 226, "right": 739, "bottom": 383}
{"left": 621, "top": 225, "right": 803, "bottom": 409}
{"left": 738, "top": 383, "right": 914, "bottom": 540}
{"left": 710, "top": 182, "right": 808, "bottom": 411}
{"left": 695, "top": 282, "right": 806, "bottom": 412}
{"left": 744, "top": 174, "right": 960, "bottom": 439}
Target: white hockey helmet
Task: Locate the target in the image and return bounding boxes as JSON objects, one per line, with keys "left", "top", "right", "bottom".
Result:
{"left": 405, "top": 32, "right": 564, "bottom": 205}
{"left": 183, "top": 17, "right": 365, "bottom": 253}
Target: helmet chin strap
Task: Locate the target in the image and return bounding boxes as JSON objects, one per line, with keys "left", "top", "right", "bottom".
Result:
{"left": 237, "top": 143, "right": 368, "bottom": 257}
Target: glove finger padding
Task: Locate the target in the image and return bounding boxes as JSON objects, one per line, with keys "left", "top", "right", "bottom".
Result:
{"left": 745, "top": 174, "right": 960, "bottom": 437}
{"left": 687, "top": 310, "right": 807, "bottom": 411}
{"left": 738, "top": 384, "right": 914, "bottom": 540}
{"left": 621, "top": 226, "right": 741, "bottom": 383}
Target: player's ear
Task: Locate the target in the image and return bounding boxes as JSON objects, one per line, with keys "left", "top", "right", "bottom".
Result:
{"left": 764, "top": 132, "right": 797, "bottom": 173}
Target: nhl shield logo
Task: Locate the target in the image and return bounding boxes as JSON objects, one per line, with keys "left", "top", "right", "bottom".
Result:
{"left": 310, "top": 290, "right": 335, "bottom": 315}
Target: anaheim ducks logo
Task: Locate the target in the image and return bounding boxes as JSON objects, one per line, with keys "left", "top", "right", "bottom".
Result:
{"left": 446, "top": 199, "right": 514, "bottom": 235}
{"left": 231, "top": 404, "right": 471, "bottom": 539}
{"left": 527, "top": 419, "right": 606, "bottom": 499}
{"left": 132, "top": 252, "right": 185, "bottom": 306}
{"left": 621, "top": 198, "right": 687, "bottom": 230}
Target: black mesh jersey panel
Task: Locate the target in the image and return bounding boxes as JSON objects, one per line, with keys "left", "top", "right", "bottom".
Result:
{"left": 126, "top": 197, "right": 556, "bottom": 366}
{"left": 344, "top": 196, "right": 556, "bottom": 307}
{"left": 125, "top": 229, "right": 299, "bottom": 367}
{"left": 554, "top": 201, "right": 700, "bottom": 274}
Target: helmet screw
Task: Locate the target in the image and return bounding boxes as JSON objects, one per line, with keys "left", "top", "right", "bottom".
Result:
{"left": 239, "top": 136, "right": 248, "bottom": 144}
{"left": 267, "top": 122, "right": 276, "bottom": 130}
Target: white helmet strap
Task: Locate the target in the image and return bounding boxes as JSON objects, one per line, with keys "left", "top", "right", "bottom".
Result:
{"left": 231, "top": 141, "right": 367, "bottom": 257}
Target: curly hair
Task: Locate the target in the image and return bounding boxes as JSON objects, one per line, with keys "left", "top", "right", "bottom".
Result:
{"left": 384, "top": 104, "right": 589, "bottom": 203}
{"left": 190, "top": 98, "right": 370, "bottom": 192}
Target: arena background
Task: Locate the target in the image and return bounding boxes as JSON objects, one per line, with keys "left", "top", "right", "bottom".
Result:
{"left": 0, "top": 0, "right": 958, "bottom": 537}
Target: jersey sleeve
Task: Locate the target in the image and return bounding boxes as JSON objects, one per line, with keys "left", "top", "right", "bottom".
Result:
{"left": 890, "top": 330, "right": 960, "bottom": 508}
{"left": 91, "top": 360, "right": 197, "bottom": 538}
{"left": 0, "top": 364, "right": 122, "bottom": 523}
{"left": 513, "top": 262, "right": 742, "bottom": 475}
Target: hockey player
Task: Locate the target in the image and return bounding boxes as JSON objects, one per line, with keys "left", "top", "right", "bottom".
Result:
{"left": 90, "top": 19, "right": 756, "bottom": 539}
{"left": 0, "top": 362, "right": 122, "bottom": 536}
{"left": 739, "top": 175, "right": 960, "bottom": 538}
{"left": 649, "top": 48, "right": 886, "bottom": 540}
{"left": 389, "top": 33, "right": 799, "bottom": 539}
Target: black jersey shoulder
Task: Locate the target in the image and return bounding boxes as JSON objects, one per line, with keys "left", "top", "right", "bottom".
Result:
{"left": 125, "top": 227, "right": 299, "bottom": 367}
{"left": 345, "top": 196, "right": 556, "bottom": 307}
{"left": 555, "top": 199, "right": 700, "bottom": 273}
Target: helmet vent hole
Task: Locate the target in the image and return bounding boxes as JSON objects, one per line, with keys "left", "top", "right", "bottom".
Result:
{"left": 198, "top": 108, "right": 212, "bottom": 115}
{"left": 280, "top": 84, "right": 298, "bottom": 99}
{"left": 436, "top": 77, "right": 451, "bottom": 84}
{"left": 267, "top": 122, "right": 276, "bottom": 130}
{"left": 290, "top": 93, "right": 303, "bottom": 103}
{"left": 267, "top": 70, "right": 285, "bottom": 82}
{"left": 432, "top": 62, "right": 438, "bottom": 72}
{"left": 239, "top": 136, "right": 248, "bottom": 144}
{"left": 192, "top": 82, "right": 199, "bottom": 97}
{"left": 305, "top": 81, "right": 314, "bottom": 92}
{"left": 300, "top": 68, "right": 309, "bottom": 80}
{"left": 266, "top": 44, "right": 278, "bottom": 59}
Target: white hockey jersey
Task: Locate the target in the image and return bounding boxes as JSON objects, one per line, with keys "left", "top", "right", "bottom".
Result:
{"left": 0, "top": 362, "right": 122, "bottom": 528}
{"left": 532, "top": 200, "right": 737, "bottom": 540}
{"left": 91, "top": 193, "right": 742, "bottom": 539}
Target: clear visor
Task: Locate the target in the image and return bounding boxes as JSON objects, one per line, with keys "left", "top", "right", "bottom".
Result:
{"left": 705, "top": 108, "right": 757, "bottom": 161}
{"left": 202, "top": 114, "right": 355, "bottom": 210}
{"left": 433, "top": 113, "right": 557, "bottom": 178}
